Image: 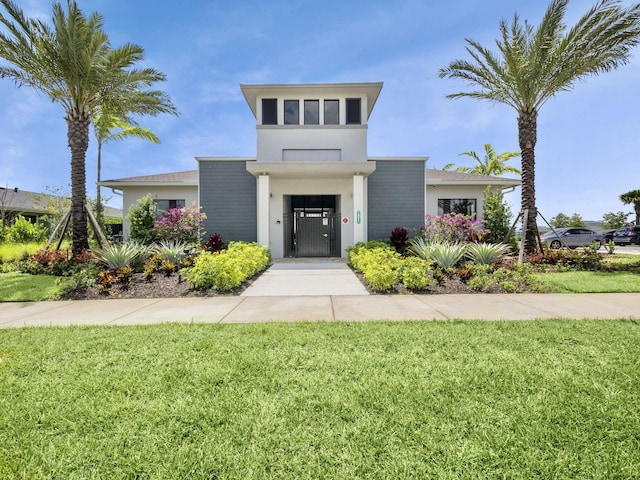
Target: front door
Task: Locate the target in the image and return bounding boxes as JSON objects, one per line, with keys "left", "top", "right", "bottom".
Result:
{"left": 296, "top": 211, "right": 334, "bottom": 256}
{"left": 284, "top": 195, "right": 340, "bottom": 257}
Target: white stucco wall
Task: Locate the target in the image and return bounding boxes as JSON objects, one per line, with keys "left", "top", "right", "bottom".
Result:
{"left": 257, "top": 126, "right": 368, "bottom": 163}
{"left": 120, "top": 186, "right": 198, "bottom": 239}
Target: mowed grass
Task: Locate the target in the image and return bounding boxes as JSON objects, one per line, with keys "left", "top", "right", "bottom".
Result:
{"left": 538, "top": 270, "right": 640, "bottom": 292}
{"left": 0, "top": 273, "right": 59, "bottom": 301}
{"left": 0, "top": 242, "right": 48, "bottom": 263}
{"left": 1, "top": 321, "right": 639, "bottom": 479}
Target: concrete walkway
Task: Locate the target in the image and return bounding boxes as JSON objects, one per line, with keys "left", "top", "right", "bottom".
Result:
{"left": 1, "top": 259, "right": 639, "bottom": 328}
{"left": 241, "top": 258, "right": 369, "bottom": 296}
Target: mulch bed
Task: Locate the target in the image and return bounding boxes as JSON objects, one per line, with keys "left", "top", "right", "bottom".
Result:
{"left": 62, "top": 267, "right": 481, "bottom": 300}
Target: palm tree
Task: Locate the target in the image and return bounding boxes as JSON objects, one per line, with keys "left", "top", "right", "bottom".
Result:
{"left": 439, "top": 0, "right": 640, "bottom": 253}
{"left": 0, "top": 0, "right": 174, "bottom": 254}
{"left": 620, "top": 189, "right": 640, "bottom": 225}
{"left": 94, "top": 115, "right": 158, "bottom": 229}
{"left": 443, "top": 144, "right": 521, "bottom": 176}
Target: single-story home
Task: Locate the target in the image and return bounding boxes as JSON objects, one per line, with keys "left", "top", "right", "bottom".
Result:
{"left": 0, "top": 187, "right": 121, "bottom": 225}
{"left": 101, "top": 82, "right": 520, "bottom": 258}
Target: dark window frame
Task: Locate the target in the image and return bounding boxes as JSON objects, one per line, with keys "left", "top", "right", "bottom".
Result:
{"left": 346, "top": 98, "right": 361, "bottom": 125}
{"left": 284, "top": 100, "right": 299, "bottom": 125}
{"left": 304, "top": 99, "right": 319, "bottom": 125}
{"left": 261, "top": 98, "right": 277, "bottom": 125}
{"left": 437, "top": 198, "right": 477, "bottom": 217}
{"left": 324, "top": 99, "right": 339, "bottom": 125}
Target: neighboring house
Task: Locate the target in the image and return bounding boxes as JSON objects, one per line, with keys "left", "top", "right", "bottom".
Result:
{"left": 102, "top": 81, "right": 520, "bottom": 258}
{"left": 0, "top": 187, "right": 121, "bottom": 225}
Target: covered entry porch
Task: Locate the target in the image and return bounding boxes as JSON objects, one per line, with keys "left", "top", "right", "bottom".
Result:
{"left": 246, "top": 161, "right": 376, "bottom": 259}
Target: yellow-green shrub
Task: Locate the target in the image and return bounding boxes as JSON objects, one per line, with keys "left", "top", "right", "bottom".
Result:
{"left": 401, "top": 257, "right": 436, "bottom": 291}
{"left": 349, "top": 245, "right": 402, "bottom": 292}
{"left": 182, "top": 242, "right": 271, "bottom": 291}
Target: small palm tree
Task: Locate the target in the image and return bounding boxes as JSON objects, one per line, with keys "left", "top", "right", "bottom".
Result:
{"left": 0, "top": 0, "right": 175, "bottom": 254}
{"left": 620, "top": 189, "right": 640, "bottom": 225}
{"left": 439, "top": 0, "right": 640, "bottom": 253}
{"left": 94, "top": 113, "right": 159, "bottom": 227}
{"left": 443, "top": 144, "right": 521, "bottom": 176}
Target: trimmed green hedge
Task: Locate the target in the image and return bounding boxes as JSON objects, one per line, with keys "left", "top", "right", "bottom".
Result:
{"left": 182, "top": 242, "right": 271, "bottom": 291}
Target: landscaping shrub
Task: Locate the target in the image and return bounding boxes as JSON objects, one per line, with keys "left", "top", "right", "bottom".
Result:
{"left": 183, "top": 242, "right": 271, "bottom": 291}
{"left": 53, "top": 264, "right": 100, "bottom": 298}
{"left": 418, "top": 213, "right": 488, "bottom": 243}
{"left": 151, "top": 239, "right": 192, "bottom": 264}
{"left": 467, "top": 263, "right": 544, "bottom": 293}
{"left": 94, "top": 242, "right": 149, "bottom": 270}
{"left": 426, "top": 241, "right": 468, "bottom": 269}
{"left": 347, "top": 244, "right": 402, "bottom": 292}
{"left": 203, "top": 233, "right": 224, "bottom": 253}
{"left": 126, "top": 194, "right": 156, "bottom": 244}
{"left": 466, "top": 242, "right": 511, "bottom": 265}
{"left": 527, "top": 247, "right": 603, "bottom": 271}
{"left": 482, "top": 186, "right": 513, "bottom": 243}
{"left": 4, "top": 216, "right": 48, "bottom": 243}
{"left": 346, "top": 240, "right": 393, "bottom": 271}
{"left": 389, "top": 227, "right": 408, "bottom": 253}
{"left": 401, "top": 257, "right": 436, "bottom": 291}
{"left": 151, "top": 206, "right": 206, "bottom": 245}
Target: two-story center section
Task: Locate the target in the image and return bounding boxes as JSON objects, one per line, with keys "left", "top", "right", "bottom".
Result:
{"left": 198, "top": 82, "right": 427, "bottom": 259}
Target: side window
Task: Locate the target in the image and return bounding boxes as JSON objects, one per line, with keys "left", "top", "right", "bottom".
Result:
{"left": 346, "top": 98, "right": 361, "bottom": 125}
{"left": 262, "top": 98, "right": 277, "bottom": 125}
{"left": 284, "top": 100, "right": 299, "bottom": 125}
{"left": 155, "top": 199, "right": 185, "bottom": 218}
{"left": 437, "top": 199, "right": 477, "bottom": 217}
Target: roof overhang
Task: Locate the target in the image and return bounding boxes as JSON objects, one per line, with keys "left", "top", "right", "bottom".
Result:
{"left": 246, "top": 161, "right": 377, "bottom": 179}
{"left": 240, "top": 82, "right": 383, "bottom": 120}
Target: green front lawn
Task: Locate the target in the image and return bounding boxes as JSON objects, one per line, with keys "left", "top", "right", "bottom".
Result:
{"left": 538, "top": 270, "right": 640, "bottom": 292}
{"left": 0, "top": 273, "right": 59, "bottom": 301}
{"left": 1, "top": 321, "right": 639, "bottom": 478}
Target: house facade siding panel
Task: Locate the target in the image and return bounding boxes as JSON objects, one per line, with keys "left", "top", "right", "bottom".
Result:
{"left": 199, "top": 161, "right": 257, "bottom": 241}
{"left": 367, "top": 160, "right": 425, "bottom": 240}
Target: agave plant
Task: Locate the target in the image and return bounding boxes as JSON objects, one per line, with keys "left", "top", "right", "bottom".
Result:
{"left": 408, "top": 237, "right": 436, "bottom": 261}
{"left": 429, "top": 241, "right": 468, "bottom": 269}
{"left": 409, "top": 238, "right": 468, "bottom": 269}
{"left": 94, "top": 242, "right": 150, "bottom": 270}
{"left": 151, "top": 239, "right": 194, "bottom": 264}
{"left": 466, "top": 242, "right": 511, "bottom": 265}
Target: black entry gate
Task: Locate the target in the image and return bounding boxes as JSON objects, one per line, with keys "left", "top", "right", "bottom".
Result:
{"left": 284, "top": 211, "right": 340, "bottom": 257}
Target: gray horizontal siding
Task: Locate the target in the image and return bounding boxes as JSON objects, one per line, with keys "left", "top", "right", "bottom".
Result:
{"left": 367, "top": 160, "right": 425, "bottom": 241}
{"left": 199, "top": 161, "right": 257, "bottom": 242}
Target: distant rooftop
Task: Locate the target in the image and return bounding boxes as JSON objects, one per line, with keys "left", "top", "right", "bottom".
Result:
{"left": 0, "top": 187, "right": 122, "bottom": 217}
{"left": 100, "top": 170, "right": 198, "bottom": 186}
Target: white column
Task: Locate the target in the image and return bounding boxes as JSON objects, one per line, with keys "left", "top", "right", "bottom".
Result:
{"left": 257, "top": 174, "right": 270, "bottom": 247}
{"left": 353, "top": 174, "right": 365, "bottom": 244}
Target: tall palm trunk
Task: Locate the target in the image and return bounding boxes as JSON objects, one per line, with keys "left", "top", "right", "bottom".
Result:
{"left": 96, "top": 139, "right": 104, "bottom": 228}
{"left": 518, "top": 109, "right": 539, "bottom": 254}
{"left": 66, "top": 109, "right": 91, "bottom": 255}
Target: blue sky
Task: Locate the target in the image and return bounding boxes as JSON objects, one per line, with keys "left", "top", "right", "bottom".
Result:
{"left": 1, "top": 0, "right": 639, "bottom": 222}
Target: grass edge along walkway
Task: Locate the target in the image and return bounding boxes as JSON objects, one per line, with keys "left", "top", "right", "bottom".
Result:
{"left": 1, "top": 320, "right": 639, "bottom": 479}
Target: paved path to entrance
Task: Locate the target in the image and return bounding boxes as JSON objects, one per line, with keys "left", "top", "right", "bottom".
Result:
{"left": 241, "top": 259, "right": 369, "bottom": 296}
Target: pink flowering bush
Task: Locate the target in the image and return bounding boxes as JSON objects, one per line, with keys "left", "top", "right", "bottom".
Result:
{"left": 152, "top": 206, "right": 207, "bottom": 245}
{"left": 418, "top": 213, "right": 488, "bottom": 243}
